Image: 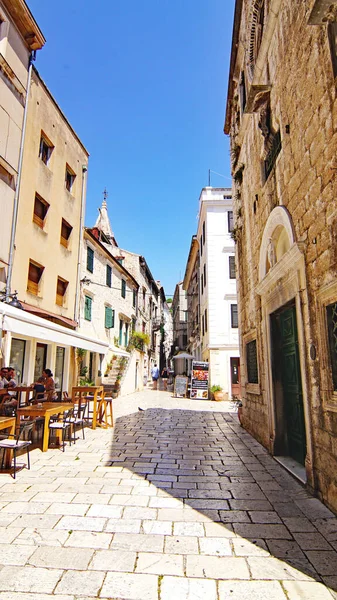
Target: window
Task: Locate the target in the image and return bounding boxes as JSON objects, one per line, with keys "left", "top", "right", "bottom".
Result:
{"left": 203, "top": 263, "right": 207, "bottom": 288}
{"left": 328, "top": 22, "right": 337, "bottom": 79}
{"left": 87, "top": 247, "right": 94, "bottom": 273}
{"left": 65, "top": 164, "right": 76, "bottom": 193}
{"left": 124, "top": 322, "right": 129, "bottom": 347}
{"left": 0, "top": 163, "right": 14, "bottom": 188}
{"left": 132, "top": 317, "right": 136, "bottom": 332}
{"left": 84, "top": 295, "right": 92, "bottom": 321}
{"left": 105, "top": 306, "right": 114, "bottom": 329}
{"left": 239, "top": 71, "right": 246, "bottom": 114}
{"left": 246, "top": 339, "right": 259, "bottom": 384}
{"left": 229, "top": 256, "right": 236, "bottom": 279}
{"left": 39, "top": 133, "right": 53, "bottom": 165}
{"left": 202, "top": 221, "right": 205, "bottom": 243}
{"left": 231, "top": 304, "right": 238, "bottom": 328}
{"left": 60, "top": 218, "right": 72, "bottom": 248}
{"left": 228, "top": 211, "right": 234, "bottom": 233}
{"left": 327, "top": 302, "right": 337, "bottom": 391}
{"left": 33, "top": 193, "right": 49, "bottom": 228}
{"left": 200, "top": 234, "right": 203, "bottom": 257}
{"left": 205, "top": 309, "right": 208, "bottom": 333}
{"left": 264, "top": 130, "right": 282, "bottom": 181}
{"left": 106, "top": 264, "right": 112, "bottom": 287}
{"left": 121, "top": 279, "right": 126, "bottom": 298}
{"left": 56, "top": 277, "right": 68, "bottom": 306}
{"left": 27, "top": 260, "right": 44, "bottom": 295}
{"left": 133, "top": 289, "right": 137, "bottom": 308}
{"left": 202, "top": 314, "right": 205, "bottom": 336}
{"left": 119, "top": 319, "right": 123, "bottom": 346}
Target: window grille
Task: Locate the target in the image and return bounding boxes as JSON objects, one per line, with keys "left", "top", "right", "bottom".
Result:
{"left": 327, "top": 302, "right": 337, "bottom": 391}
{"left": 264, "top": 130, "right": 282, "bottom": 180}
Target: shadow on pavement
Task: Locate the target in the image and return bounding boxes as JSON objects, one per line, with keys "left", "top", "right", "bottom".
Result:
{"left": 106, "top": 407, "right": 337, "bottom": 592}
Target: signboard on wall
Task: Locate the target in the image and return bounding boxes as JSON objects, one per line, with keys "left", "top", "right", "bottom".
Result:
{"left": 174, "top": 375, "right": 188, "bottom": 398}
{"left": 191, "top": 361, "right": 209, "bottom": 400}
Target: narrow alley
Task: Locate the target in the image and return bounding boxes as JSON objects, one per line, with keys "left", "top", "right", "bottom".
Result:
{"left": 0, "top": 390, "right": 337, "bottom": 599}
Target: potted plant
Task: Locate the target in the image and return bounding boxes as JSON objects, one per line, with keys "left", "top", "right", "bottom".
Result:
{"left": 210, "top": 385, "right": 225, "bottom": 401}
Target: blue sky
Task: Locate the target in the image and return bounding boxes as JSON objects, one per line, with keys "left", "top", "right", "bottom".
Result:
{"left": 28, "top": 0, "right": 235, "bottom": 298}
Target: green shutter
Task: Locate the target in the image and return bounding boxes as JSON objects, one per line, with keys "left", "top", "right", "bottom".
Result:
{"left": 105, "top": 306, "right": 114, "bottom": 329}
{"left": 121, "top": 279, "right": 126, "bottom": 298}
{"left": 106, "top": 265, "right": 112, "bottom": 287}
{"left": 87, "top": 247, "right": 94, "bottom": 272}
{"left": 84, "top": 296, "right": 92, "bottom": 321}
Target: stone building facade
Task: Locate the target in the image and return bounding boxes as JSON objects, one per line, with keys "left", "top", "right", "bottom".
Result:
{"left": 225, "top": 0, "right": 337, "bottom": 510}
{"left": 183, "top": 235, "right": 201, "bottom": 360}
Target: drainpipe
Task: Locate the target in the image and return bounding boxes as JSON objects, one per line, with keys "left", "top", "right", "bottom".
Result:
{"left": 74, "top": 164, "right": 87, "bottom": 324}
{"left": 6, "top": 51, "right": 36, "bottom": 302}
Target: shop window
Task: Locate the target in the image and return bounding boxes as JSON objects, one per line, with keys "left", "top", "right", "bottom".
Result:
{"left": 65, "top": 164, "right": 76, "bottom": 193}
{"left": 33, "top": 193, "right": 49, "bottom": 228}
{"left": 87, "top": 247, "right": 94, "bottom": 273}
{"left": 56, "top": 277, "right": 68, "bottom": 306}
{"left": 60, "top": 218, "right": 72, "bottom": 248}
{"left": 246, "top": 339, "right": 259, "bottom": 384}
{"left": 106, "top": 264, "right": 112, "bottom": 287}
{"left": 229, "top": 255, "right": 236, "bottom": 279}
{"left": 105, "top": 306, "right": 114, "bottom": 329}
{"left": 27, "top": 260, "right": 44, "bottom": 295}
{"left": 231, "top": 304, "right": 238, "bottom": 328}
{"left": 39, "top": 132, "right": 54, "bottom": 165}
{"left": 84, "top": 295, "right": 92, "bottom": 321}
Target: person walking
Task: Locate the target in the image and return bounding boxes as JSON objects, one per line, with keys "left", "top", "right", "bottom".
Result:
{"left": 151, "top": 363, "right": 160, "bottom": 390}
{"left": 161, "top": 366, "right": 169, "bottom": 390}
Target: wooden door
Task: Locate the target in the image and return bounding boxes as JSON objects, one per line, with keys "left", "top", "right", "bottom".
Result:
{"left": 279, "top": 306, "right": 306, "bottom": 465}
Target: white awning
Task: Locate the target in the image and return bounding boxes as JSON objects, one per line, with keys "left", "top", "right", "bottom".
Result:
{"left": 0, "top": 304, "right": 109, "bottom": 354}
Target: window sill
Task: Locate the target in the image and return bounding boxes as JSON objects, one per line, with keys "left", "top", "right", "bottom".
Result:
{"left": 246, "top": 383, "right": 261, "bottom": 395}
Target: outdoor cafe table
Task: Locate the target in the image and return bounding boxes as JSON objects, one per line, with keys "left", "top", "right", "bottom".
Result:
{"left": 0, "top": 416, "right": 16, "bottom": 468}
{"left": 16, "top": 403, "right": 73, "bottom": 452}
{"left": 71, "top": 386, "right": 103, "bottom": 430}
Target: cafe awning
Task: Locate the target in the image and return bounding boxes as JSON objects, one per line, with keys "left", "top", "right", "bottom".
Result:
{"left": 0, "top": 303, "right": 109, "bottom": 354}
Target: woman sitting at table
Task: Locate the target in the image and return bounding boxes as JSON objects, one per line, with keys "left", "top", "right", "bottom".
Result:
{"left": 31, "top": 369, "right": 58, "bottom": 402}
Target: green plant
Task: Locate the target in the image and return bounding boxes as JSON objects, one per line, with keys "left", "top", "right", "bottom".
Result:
{"left": 114, "top": 336, "right": 120, "bottom": 347}
{"left": 79, "top": 377, "right": 94, "bottom": 386}
{"left": 211, "top": 385, "right": 223, "bottom": 393}
{"left": 128, "top": 331, "right": 150, "bottom": 352}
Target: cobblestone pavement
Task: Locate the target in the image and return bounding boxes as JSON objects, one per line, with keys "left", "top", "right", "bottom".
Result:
{"left": 1, "top": 388, "right": 337, "bottom": 599}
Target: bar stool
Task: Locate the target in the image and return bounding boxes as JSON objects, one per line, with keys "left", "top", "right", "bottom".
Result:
{"left": 98, "top": 392, "right": 114, "bottom": 428}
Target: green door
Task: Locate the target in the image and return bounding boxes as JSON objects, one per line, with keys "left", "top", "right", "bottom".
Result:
{"left": 280, "top": 306, "right": 306, "bottom": 465}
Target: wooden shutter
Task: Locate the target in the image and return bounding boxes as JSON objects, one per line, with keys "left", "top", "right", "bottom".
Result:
{"left": 56, "top": 277, "right": 68, "bottom": 306}
{"left": 60, "top": 219, "right": 72, "bottom": 248}
{"left": 106, "top": 265, "right": 112, "bottom": 287}
{"left": 28, "top": 261, "right": 44, "bottom": 295}
{"left": 33, "top": 195, "right": 49, "bottom": 228}
{"left": 105, "top": 306, "right": 114, "bottom": 329}
{"left": 229, "top": 256, "right": 236, "bottom": 279}
{"left": 87, "top": 247, "right": 94, "bottom": 272}
{"left": 84, "top": 296, "right": 92, "bottom": 321}
{"left": 121, "top": 279, "right": 126, "bottom": 298}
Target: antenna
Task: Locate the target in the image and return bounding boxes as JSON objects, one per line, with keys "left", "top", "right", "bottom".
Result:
{"left": 208, "top": 170, "right": 232, "bottom": 186}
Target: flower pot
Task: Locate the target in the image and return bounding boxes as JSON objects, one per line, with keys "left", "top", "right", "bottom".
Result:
{"left": 213, "top": 391, "right": 225, "bottom": 402}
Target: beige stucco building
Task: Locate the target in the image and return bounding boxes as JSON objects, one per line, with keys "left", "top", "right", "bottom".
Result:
{"left": 225, "top": 0, "right": 337, "bottom": 510}
{"left": 0, "top": 0, "right": 45, "bottom": 286}
{"left": 1, "top": 66, "right": 110, "bottom": 393}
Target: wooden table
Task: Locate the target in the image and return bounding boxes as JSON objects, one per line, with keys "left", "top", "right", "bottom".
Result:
{"left": 71, "top": 386, "right": 103, "bottom": 430}
{"left": 16, "top": 403, "right": 73, "bottom": 452}
{"left": 0, "top": 416, "right": 16, "bottom": 469}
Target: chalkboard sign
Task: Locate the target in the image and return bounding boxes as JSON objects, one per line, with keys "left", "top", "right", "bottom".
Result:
{"left": 174, "top": 375, "right": 188, "bottom": 398}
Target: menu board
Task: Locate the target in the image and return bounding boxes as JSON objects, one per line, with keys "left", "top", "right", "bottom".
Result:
{"left": 174, "top": 375, "right": 188, "bottom": 398}
{"left": 190, "top": 361, "right": 209, "bottom": 400}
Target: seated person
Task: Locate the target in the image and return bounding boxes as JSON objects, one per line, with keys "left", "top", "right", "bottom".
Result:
{"left": 31, "top": 369, "right": 57, "bottom": 402}
{"left": 1, "top": 367, "right": 18, "bottom": 413}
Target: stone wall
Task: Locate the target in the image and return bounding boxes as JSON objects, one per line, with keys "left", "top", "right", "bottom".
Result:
{"left": 226, "top": 0, "right": 337, "bottom": 510}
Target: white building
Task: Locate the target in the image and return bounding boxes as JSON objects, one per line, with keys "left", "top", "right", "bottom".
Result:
{"left": 198, "top": 187, "right": 240, "bottom": 399}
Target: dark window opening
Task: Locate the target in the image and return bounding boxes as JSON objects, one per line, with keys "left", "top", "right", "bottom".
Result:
{"left": 106, "top": 264, "right": 112, "bottom": 287}
{"left": 328, "top": 22, "right": 337, "bottom": 79}
{"left": 56, "top": 277, "right": 68, "bottom": 306}
{"left": 60, "top": 218, "right": 72, "bottom": 248}
{"left": 65, "top": 164, "right": 76, "bottom": 192}
{"left": 229, "top": 255, "right": 236, "bottom": 279}
{"left": 264, "top": 130, "right": 282, "bottom": 181}
{"left": 33, "top": 193, "right": 49, "bottom": 228}
{"left": 87, "top": 247, "right": 94, "bottom": 273}
{"left": 228, "top": 210, "right": 234, "bottom": 233}
{"left": 246, "top": 339, "right": 259, "bottom": 384}
{"left": 28, "top": 260, "right": 44, "bottom": 295}
{"left": 39, "top": 134, "right": 53, "bottom": 165}
{"left": 327, "top": 302, "right": 337, "bottom": 391}
{"left": 231, "top": 304, "right": 238, "bottom": 328}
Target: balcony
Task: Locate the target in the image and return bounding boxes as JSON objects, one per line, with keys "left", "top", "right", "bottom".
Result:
{"left": 152, "top": 316, "right": 162, "bottom": 331}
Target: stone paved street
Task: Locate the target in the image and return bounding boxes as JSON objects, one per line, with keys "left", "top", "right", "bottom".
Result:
{"left": 1, "top": 389, "right": 337, "bottom": 599}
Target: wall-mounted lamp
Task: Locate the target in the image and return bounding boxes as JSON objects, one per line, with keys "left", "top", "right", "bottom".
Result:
{"left": 0, "top": 290, "right": 24, "bottom": 310}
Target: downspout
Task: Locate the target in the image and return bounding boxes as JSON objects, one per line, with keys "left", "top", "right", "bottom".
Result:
{"left": 74, "top": 164, "right": 88, "bottom": 324}
{"left": 6, "top": 51, "right": 36, "bottom": 302}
